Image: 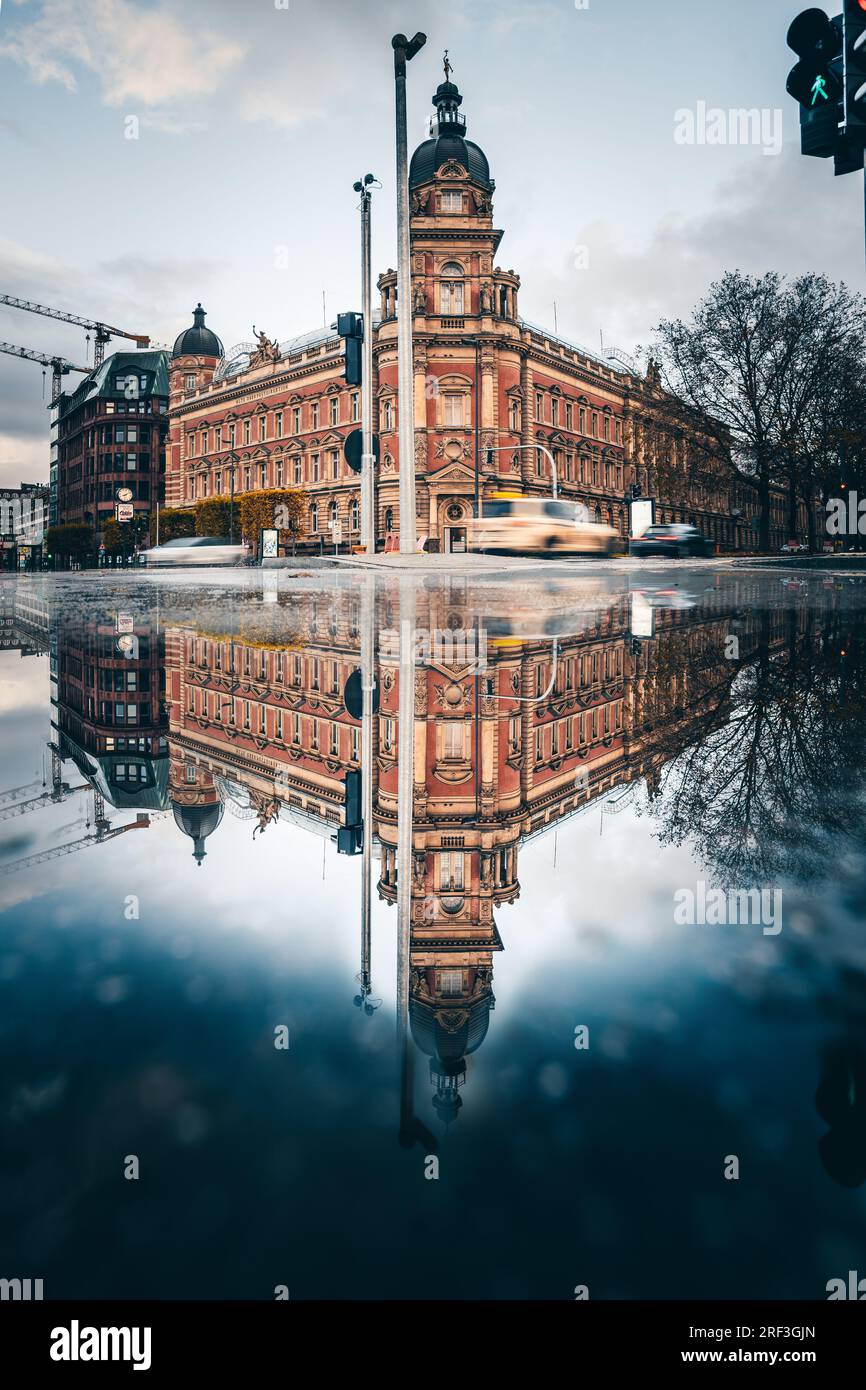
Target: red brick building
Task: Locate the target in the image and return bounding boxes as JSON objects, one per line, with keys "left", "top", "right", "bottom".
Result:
{"left": 167, "top": 69, "right": 794, "bottom": 552}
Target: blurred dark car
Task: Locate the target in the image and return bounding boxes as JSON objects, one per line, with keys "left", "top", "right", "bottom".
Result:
{"left": 629, "top": 524, "right": 715, "bottom": 559}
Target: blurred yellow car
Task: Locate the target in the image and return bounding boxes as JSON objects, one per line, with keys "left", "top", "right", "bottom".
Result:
{"left": 470, "top": 494, "right": 619, "bottom": 556}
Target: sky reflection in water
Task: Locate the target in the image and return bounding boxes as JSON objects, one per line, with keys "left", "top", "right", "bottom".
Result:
{"left": 1, "top": 568, "right": 865, "bottom": 1299}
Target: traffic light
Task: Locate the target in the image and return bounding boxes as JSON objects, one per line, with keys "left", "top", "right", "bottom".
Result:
{"left": 843, "top": 0, "right": 866, "bottom": 139}
{"left": 337, "top": 768, "right": 363, "bottom": 855}
{"left": 336, "top": 311, "right": 363, "bottom": 387}
{"left": 787, "top": 8, "right": 843, "bottom": 158}
{"left": 629, "top": 482, "right": 641, "bottom": 500}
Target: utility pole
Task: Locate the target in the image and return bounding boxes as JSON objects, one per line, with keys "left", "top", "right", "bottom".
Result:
{"left": 392, "top": 32, "right": 427, "bottom": 555}
{"left": 354, "top": 174, "right": 380, "bottom": 554}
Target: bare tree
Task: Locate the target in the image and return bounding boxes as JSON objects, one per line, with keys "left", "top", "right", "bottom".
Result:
{"left": 647, "top": 272, "right": 866, "bottom": 550}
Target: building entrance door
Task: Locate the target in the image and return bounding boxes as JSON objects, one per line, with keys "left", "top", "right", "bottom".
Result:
{"left": 446, "top": 526, "right": 467, "bottom": 553}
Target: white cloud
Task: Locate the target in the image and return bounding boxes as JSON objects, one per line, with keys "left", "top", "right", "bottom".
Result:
{"left": 0, "top": 0, "right": 245, "bottom": 113}
{"left": 521, "top": 146, "right": 865, "bottom": 355}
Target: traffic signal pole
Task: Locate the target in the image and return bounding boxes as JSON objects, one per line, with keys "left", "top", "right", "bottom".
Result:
{"left": 360, "top": 573, "right": 375, "bottom": 1000}
{"left": 357, "top": 177, "right": 378, "bottom": 555}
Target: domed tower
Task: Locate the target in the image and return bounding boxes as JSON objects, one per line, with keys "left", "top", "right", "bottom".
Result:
{"left": 410, "top": 969, "right": 495, "bottom": 1125}
{"left": 380, "top": 57, "right": 519, "bottom": 330}
{"left": 167, "top": 304, "right": 224, "bottom": 507}
{"left": 168, "top": 751, "right": 224, "bottom": 864}
{"left": 171, "top": 801, "right": 224, "bottom": 865}
{"left": 376, "top": 56, "right": 522, "bottom": 553}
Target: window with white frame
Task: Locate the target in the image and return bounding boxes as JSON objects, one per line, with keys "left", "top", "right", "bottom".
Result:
{"left": 440, "top": 262, "right": 464, "bottom": 314}
{"left": 442, "top": 721, "right": 465, "bottom": 760}
{"left": 439, "top": 852, "right": 464, "bottom": 891}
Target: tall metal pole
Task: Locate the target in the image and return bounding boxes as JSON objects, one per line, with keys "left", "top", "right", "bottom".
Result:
{"left": 358, "top": 177, "right": 377, "bottom": 555}
{"left": 474, "top": 339, "right": 480, "bottom": 519}
{"left": 392, "top": 33, "right": 426, "bottom": 556}
{"left": 360, "top": 572, "right": 375, "bottom": 997}
{"left": 395, "top": 575, "right": 416, "bottom": 1039}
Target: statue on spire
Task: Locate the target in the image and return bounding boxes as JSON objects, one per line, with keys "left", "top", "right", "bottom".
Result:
{"left": 443, "top": 50, "right": 453, "bottom": 82}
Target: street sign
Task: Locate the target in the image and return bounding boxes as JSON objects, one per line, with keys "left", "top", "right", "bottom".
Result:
{"left": 343, "top": 428, "right": 380, "bottom": 475}
{"left": 261, "top": 528, "right": 278, "bottom": 558}
{"left": 116, "top": 503, "right": 134, "bottom": 522}
{"left": 116, "top": 612, "right": 134, "bottom": 633}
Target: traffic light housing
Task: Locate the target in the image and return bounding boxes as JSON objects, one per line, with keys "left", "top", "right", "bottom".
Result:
{"left": 337, "top": 768, "right": 363, "bottom": 854}
{"left": 336, "top": 311, "right": 363, "bottom": 387}
{"left": 843, "top": 0, "right": 866, "bottom": 139}
{"left": 787, "top": 8, "right": 843, "bottom": 158}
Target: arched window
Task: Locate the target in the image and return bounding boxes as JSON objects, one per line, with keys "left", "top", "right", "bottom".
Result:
{"left": 310, "top": 502, "right": 318, "bottom": 533}
{"left": 329, "top": 499, "right": 338, "bottom": 526}
{"left": 440, "top": 262, "right": 464, "bottom": 315}
{"left": 350, "top": 497, "right": 360, "bottom": 531}
{"left": 384, "top": 507, "right": 394, "bottom": 534}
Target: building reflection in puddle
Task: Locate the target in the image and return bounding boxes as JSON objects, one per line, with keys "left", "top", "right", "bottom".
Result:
{"left": 19, "top": 571, "right": 866, "bottom": 1154}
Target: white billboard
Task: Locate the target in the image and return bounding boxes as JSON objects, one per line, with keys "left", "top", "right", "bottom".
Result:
{"left": 630, "top": 499, "right": 654, "bottom": 537}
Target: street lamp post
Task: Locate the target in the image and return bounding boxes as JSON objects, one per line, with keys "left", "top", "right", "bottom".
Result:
{"left": 354, "top": 174, "right": 380, "bottom": 555}
{"left": 395, "top": 574, "right": 416, "bottom": 1041}
{"left": 392, "top": 32, "right": 426, "bottom": 556}
{"left": 483, "top": 442, "right": 559, "bottom": 517}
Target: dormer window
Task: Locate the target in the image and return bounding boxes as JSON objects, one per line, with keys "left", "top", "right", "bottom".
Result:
{"left": 440, "top": 191, "right": 463, "bottom": 212}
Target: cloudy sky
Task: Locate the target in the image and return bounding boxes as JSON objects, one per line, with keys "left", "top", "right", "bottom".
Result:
{"left": 0, "top": 0, "right": 862, "bottom": 487}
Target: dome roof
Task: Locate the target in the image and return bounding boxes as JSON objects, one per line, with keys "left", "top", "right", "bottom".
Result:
{"left": 409, "top": 77, "right": 493, "bottom": 191}
{"left": 172, "top": 303, "right": 224, "bottom": 359}
{"left": 172, "top": 801, "right": 224, "bottom": 864}
{"left": 410, "top": 993, "right": 492, "bottom": 1062}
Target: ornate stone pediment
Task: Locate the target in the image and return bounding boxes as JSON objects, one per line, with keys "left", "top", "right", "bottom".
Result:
{"left": 432, "top": 462, "right": 474, "bottom": 484}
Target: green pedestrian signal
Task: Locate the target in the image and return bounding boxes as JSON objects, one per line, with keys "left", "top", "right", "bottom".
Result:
{"left": 811, "top": 73, "right": 830, "bottom": 103}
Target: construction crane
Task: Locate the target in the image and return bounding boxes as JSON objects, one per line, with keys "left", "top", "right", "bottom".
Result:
{"left": 0, "top": 340, "right": 90, "bottom": 402}
{"left": 1, "top": 293, "right": 150, "bottom": 367}
{"left": 0, "top": 806, "right": 150, "bottom": 877}
{"left": 0, "top": 782, "right": 89, "bottom": 824}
